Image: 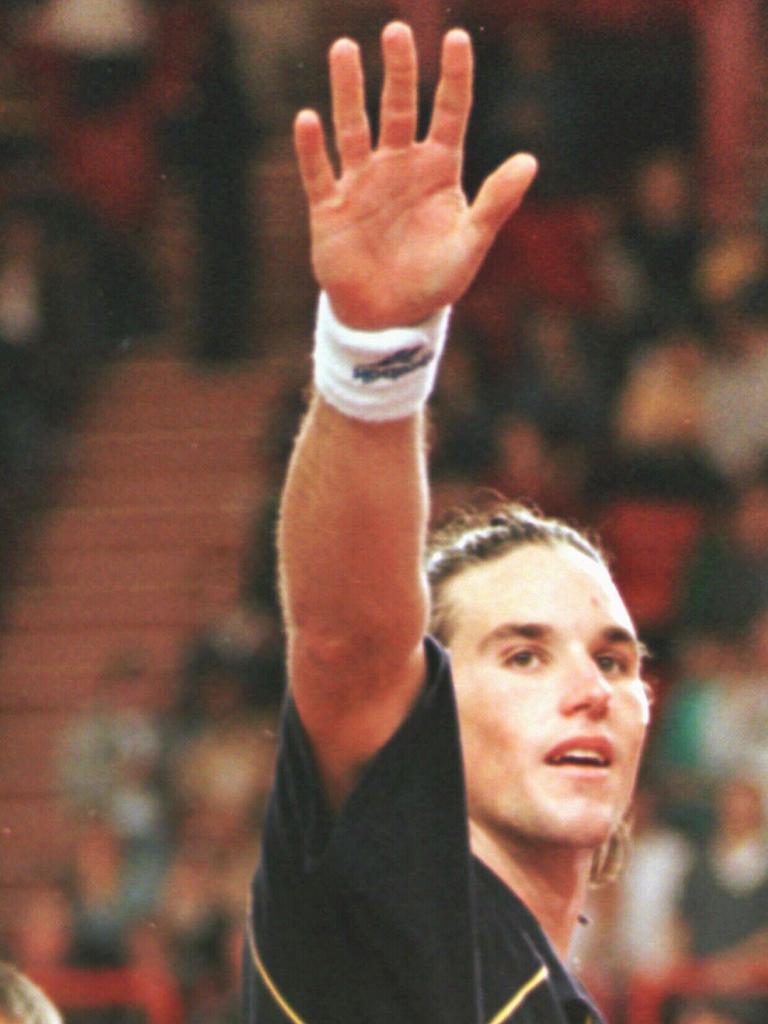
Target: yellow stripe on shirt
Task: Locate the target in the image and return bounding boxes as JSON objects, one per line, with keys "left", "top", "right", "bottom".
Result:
{"left": 487, "top": 965, "right": 550, "bottom": 1024}
{"left": 246, "top": 913, "right": 309, "bottom": 1024}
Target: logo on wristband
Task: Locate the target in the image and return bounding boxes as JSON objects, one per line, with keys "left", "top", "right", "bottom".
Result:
{"left": 354, "top": 344, "right": 434, "bottom": 383}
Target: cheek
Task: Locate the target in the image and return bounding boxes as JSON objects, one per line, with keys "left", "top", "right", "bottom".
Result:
{"left": 455, "top": 667, "right": 540, "bottom": 764}
{"left": 456, "top": 667, "right": 507, "bottom": 745}
{"left": 626, "top": 678, "right": 652, "bottom": 728}
{"left": 456, "top": 684, "right": 501, "bottom": 752}
{"left": 615, "top": 686, "right": 650, "bottom": 783}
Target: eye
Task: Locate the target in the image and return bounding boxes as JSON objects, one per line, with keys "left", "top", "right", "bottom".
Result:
{"left": 502, "top": 648, "right": 544, "bottom": 670}
{"left": 595, "top": 652, "right": 628, "bottom": 677}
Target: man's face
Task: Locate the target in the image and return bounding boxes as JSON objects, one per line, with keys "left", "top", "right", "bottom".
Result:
{"left": 443, "top": 543, "right": 649, "bottom": 855}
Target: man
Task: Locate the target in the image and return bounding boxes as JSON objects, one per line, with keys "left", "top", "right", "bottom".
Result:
{"left": 0, "top": 963, "right": 62, "bottom": 1024}
{"left": 245, "top": 21, "right": 650, "bottom": 1023}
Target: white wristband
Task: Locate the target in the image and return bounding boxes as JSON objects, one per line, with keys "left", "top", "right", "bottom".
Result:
{"left": 312, "top": 292, "right": 451, "bottom": 421}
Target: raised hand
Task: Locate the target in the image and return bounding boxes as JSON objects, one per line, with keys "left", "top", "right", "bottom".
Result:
{"left": 294, "top": 21, "right": 538, "bottom": 330}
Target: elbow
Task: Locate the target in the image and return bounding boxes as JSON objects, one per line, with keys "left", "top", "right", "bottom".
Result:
{"left": 287, "top": 599, "right": 428, "bottom": 679}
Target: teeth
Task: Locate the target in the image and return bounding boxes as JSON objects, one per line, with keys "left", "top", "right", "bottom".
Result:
{"left": 554, "top": 749, "right": 607, "bottom": 766}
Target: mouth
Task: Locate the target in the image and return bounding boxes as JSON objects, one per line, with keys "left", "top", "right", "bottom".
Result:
{"left": 544, "top": 737, "right": 613, "bottom": 770}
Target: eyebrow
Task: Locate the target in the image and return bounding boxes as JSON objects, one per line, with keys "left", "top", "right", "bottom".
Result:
{"left": 478, "top": 621, "right": 647, "bottom": 661}
{"left": 478, "top": 622, "right": 550, "bottom": 653}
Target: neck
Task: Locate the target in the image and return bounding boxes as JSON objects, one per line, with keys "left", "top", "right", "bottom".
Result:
{"left": 469, "top": 821, "right": 592, "bottom": 958}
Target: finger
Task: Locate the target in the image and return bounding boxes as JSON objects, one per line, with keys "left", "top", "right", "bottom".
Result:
{"left": 427, "top": 28, "right": 473, "bottom": 150}
{"left": 329, "top": 37, "right": 372, "bottom": 170}
{"left": 469, "top": 153, "right": 538, "bottom": 242}
{"left": 293, "top": 109, "right": 337, "bottom": 205}
{"left": 378, "top": 21, "right": 418, "bottom": 149}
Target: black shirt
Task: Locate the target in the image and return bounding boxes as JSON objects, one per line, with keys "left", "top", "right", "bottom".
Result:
{"left": 245, "top": 637, "right": 604, "bottom": 1023}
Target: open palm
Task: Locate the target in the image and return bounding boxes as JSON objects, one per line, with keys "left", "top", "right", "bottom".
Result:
{"left": 294, "top": 22, "right": 538, "bottom": 330}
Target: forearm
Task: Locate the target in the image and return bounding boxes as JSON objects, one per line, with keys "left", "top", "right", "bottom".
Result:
{"left": 278, "top": 394, "right": 430, "bottom": 678}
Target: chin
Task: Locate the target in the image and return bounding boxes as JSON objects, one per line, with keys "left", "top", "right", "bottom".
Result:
{"left": 561, "top": 821, "right": 614, "bottom": 851}
{"left": 539, "top": 802, "right": 618, "bottom": 850}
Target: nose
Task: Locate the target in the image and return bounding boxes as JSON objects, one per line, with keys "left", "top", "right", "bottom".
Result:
{"left": 559, "top": 658, "right": 612, "bottom": 720}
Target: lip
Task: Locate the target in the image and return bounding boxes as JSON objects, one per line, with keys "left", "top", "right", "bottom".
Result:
{"left": 544, "top": 735, "right": 615, "bottom": 768}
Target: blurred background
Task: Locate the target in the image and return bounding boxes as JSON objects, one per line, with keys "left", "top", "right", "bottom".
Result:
{"left": 0, "top": 1, "right": 766, "bottom": 1022}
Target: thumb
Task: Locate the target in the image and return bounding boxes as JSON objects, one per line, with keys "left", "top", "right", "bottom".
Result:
{"left": 468, "top": 153, "right": 538, "bottom": 245}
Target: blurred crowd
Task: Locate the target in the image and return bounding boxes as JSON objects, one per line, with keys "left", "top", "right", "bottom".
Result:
{"left": 0, "top": 0, "right": 266, "bottom": 614}
{"left": 0, "top": 2, "right": 767, "bottom": 1023}
{"left": 14, "top": 641, "right": 282, "bottom": 1023}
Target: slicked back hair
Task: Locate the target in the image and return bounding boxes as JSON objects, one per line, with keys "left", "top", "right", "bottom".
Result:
{"left": 425, "top": 501, "right": 629, "bottom": 887}
{"left": 426, "top": 502, "right": 608, "bottom": 646}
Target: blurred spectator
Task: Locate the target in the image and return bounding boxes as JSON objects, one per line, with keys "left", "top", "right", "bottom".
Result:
{"left": 652, "top": 631, "right": 739, "bottom": 839}
{"left": 152, "top": 841, "right": 232, "bottom": 1008}
{"left": 673, "top": 1004, "right": 744, "bottom": 1024}
{"left": 180, "top": 605, "right": 285, "bottom": 712}
{"left": 0, "top": 176, "right": 107, "bottom": 614}
{"left": 654, "top": 609, "right": 768, "bottom": 837}
{"left": 163, "top": 838, "right": 259, "bottom": 1019}
{"left": 428, "top": 330, "right": 496, "bottom": 484}
{"left": 226, "top": 0, "right": 314, "bottom": 134}
{"left": 695, "top": 228, "right": 768, "bottom": 331}
{"left": 0, "top": 143, "right": 111, "bottom": 380}
{"left": 57, "top": 651, "right": 163, "bottom": 814}
{"left": 578, "top": 196, "right": 648, "bottom": 369}
{"left": 680, "top": 779, "right": 768, "bottom": 951}
{"left": 468, "top": 16, "right": 588, "bottom": 201}
{"left": 619, "top": 147, "right": 702, "bottom": 335}
{"left": 15, "top": 0, "right": 162, "bottom": 343}
{"left": 696, "top": 613, "right": 768, "bottom": 803}
{"left": 0, "top": 10, "right": 42, "bottom": 183}
{"left": 678, "top": 470, "right": 768, "bottom": 639}
{"left": 675, "top": 775, "right": 768, "bottom": 1024}
{"left": 155, "top": 0, "right": 262, "bottom": 363}
{"left": 482, "top": 413, "right": 586, "bottom": 521}
{"left": 65, "top": 819, "right": 140, "bottom": 967}
{"left": 614, "top": 785, "right": 694, "bottom": 976}
{"left": 591, "top": 492, "right": 712, "bottom": 659}
{"left": 168, "top": 653, "right": 278, "bottom": 849}
{"left": 56, "top": 650, "right": 168, "bottom": 907}
{"left": 8, "top": 887, "right": 74, "bottom": 975}
{"left": 612, "top": 325, "right": 711, "bottom": 456}
{"left": 0, "top": 204, "right": 54, "bottom": 515}
{"left": 28, "top": 0, "right": 150, "bottom": 67}
{"left": 0, "top": 960, "right": 62, "bottom": 1024}
{"left": 700, "top": 282, "right": 768, "bottom": 480}
{"left": 458, "top": 17, "right": 600, "bottom": 364}
{"left": 186, "top": 919, "right": 243, "bottom": 1024}
{"left": 590, "top": 324, "right": 725, "bottom": 652}
{"left": 506, "top": 303, "right": 611, "bottom": 447}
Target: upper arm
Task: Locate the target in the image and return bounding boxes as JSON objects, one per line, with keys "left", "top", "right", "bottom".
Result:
{"left": 277, "top": 398, "right": 431, "bottom": 811}
{"left": 290, "top": 626, "right": 434, "bottom": 811}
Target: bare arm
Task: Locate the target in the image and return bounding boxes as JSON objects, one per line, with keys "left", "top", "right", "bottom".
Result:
{"left": 279, "top": 22, "right": 537, "bottom": 809}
